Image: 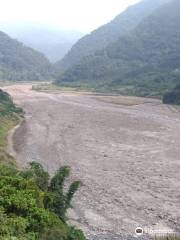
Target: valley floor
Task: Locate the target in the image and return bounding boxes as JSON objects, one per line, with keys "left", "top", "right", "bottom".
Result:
{"left": 3, "top": 84, "right": 180, "bottom": 238}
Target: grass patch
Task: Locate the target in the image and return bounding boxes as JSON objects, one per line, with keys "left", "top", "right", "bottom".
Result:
{"left": 0, "top": 119, "right": 14, "bottom": 147}
{"left": 0, "top": 89, "right": 23, "bottom": 163}
{"left": 94, "top": 95, "right": 159, "bottom": 106}
{"left": 52, "top": 81, "right": 165, "bottom": 99}
{"left": 32, "top": 82, "right": 124, "bottom": 96}
{"left": 32, "top": 83, "right": 92, "bottom": 92}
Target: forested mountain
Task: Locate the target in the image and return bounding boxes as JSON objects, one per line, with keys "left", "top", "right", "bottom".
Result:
{"left": 56, "top": 0, "right": 180, "bottom": 97}
{"left": 0, "top": 31, "right": 52, "bottom": 81}
{"left": 55, "top": 0, "right": 171, "bottom": 72}
{"left": 0, "top": 23, "right": 83, "bottom": 62}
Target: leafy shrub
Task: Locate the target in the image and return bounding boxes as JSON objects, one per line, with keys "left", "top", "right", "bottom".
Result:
{"left": 0, "top": 89, "right": 23, "bottom": 117}
{"left": 163, "top": 84, "right": 180, "bottom": 105}
{"left": 0, "top": 89, "right": 11, "bottom": 102}
{"left": 0, "top": 162, "right": 85, "bottom": 240}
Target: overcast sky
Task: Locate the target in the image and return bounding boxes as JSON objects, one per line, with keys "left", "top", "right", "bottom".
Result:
{"left": 0, "top": 0, "right": 140, "bottom": 33}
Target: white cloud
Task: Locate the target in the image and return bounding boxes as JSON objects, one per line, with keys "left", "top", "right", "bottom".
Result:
{"left": 0, "top": 0, "right": 140, "bottom": 32}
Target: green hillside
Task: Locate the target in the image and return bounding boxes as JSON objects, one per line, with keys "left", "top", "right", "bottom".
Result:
{"left": 0, "top": 23, "right": 83, "bottom": 63}
{"left": 0, "top": 31, "right": 52, "bottom": 81}
{"left": 54, "top": 0, "right": 169, "bottom": 73}
{"left": 56, "top": 0, "right": 180, "bottom": 98}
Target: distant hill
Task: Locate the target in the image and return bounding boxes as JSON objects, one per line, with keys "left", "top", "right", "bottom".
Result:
{"left": 0, "top": 23, "right": 83, "bottom": 63}
{"left": 0, "top": 31, "right": 52, "bottom": 81}
{"left": 55, "top": 0, "right": 170, "bottom": 72}
{"left": 56, "top": 0, "right": 180, "bottom": 97}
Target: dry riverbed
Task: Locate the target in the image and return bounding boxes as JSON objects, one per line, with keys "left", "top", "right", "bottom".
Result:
{"left": 3, "top": 84, "right": 180, "bottom": 238}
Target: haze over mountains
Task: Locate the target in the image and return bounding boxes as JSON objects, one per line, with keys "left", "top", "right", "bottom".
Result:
{"left": 0, "top": 31, "right": 52, "bottom": 81}
{"left": 0, "top": 23, "right": 83, "bottom": 62}
{"left": 0, "top": 0, "right": 179, "bottom": 99}
{"left": 55, "top": 0, "right": 170, "bottom": 72}
{"left": 56, "top": 0, "right": 180, "bottom": 97}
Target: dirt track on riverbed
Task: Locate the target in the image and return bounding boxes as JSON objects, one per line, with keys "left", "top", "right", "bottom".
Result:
{"left": 3, "top": 84, "right": 180, "bottom": 237}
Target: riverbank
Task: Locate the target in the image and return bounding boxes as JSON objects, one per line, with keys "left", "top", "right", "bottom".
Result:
{"left": 4, "top": 84, "right": 180, "bottom": 236}
{"left": 6, "top": 117, "right": 25, "bottom": 162}
{"left": 0, "top": 89, "right": 23, "bottom": 164}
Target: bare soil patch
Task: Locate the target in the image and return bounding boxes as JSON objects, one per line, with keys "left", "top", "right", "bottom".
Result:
{"left": 94, "top": 95, "right": 160, "bottom": 106}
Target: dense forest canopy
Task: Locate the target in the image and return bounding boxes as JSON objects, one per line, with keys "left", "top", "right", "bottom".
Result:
{"left": 56, "top": 0, "right": 180, "bottom": 98}
{"left": 54, "top": 0, "right": 170, "bottom": 73}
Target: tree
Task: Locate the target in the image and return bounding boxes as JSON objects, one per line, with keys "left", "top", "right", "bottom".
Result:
{"left": 45, "top": 166, "right": 81, "bottom": 221}
{"left": 0, "top": 162, "right": 85, "bottom": 240}
{"left": 163, "top": 84, "right": 180, "bottom": 105}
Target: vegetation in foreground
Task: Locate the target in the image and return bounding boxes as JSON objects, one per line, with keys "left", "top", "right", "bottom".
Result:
{"left": 0, "top": 89, "right": 86, "bottom": 239}
{"left": 0, "top": 162, "right": 85, "bottom": 240}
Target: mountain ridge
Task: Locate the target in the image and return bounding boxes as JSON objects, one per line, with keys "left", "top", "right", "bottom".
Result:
{"left": 56, "top": 0, "right": 180, "bottom": 97}
{"left": 0, "top": 30, "right": 52, "bottom": 81}
{"left": 0, "top": 23, "right": 83, "bottom": 62}
{"left": 55, "top": 0, "right": 171, "bottom": 73}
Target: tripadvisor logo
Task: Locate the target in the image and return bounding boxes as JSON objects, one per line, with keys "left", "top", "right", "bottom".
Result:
{"left": 135, "top": 226, "right": 178, "bottom": 237}
{"left": 135, "top": 227, "right": 144, "bottom": 236}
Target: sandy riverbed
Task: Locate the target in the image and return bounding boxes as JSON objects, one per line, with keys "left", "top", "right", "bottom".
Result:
{"left": 3, "top": 84, "right": 180, "bottom": 237}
